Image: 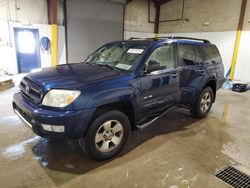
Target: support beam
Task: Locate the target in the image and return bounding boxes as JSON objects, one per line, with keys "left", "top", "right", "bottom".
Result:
{"left": 51, "top": 24, "right": 57, "bottom": 67}
{"left": 48, "top": 0, "right": 57, "bottom": 67}
{"left": 229, "top": 0, "right": 247, "bottom": 80}
{"left": 63, "top": 0, "right": 68, "bottom": 63}
{"left": 154, "top": 2, "right": 160, "bottom": 35}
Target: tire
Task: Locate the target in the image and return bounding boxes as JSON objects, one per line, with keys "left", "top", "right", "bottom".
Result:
{"left": 78, "top": 110, "right": 130, "bottom": 161}
{"left": 190, "top": 87, "right": 214, "bottom": 118}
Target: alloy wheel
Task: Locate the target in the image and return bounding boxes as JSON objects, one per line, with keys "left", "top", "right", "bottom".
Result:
{"left": 200, "top": 92, "right": 212, "bottom": 113}
{"left": 95, "top": 120, "right": 124, "bottom": 153}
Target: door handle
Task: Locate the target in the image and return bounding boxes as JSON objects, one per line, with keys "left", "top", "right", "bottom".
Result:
{"left": 197, "top": 69, "right": 205, "bottom": 73}
{"left": 171, "top": 73, "right": 178, "bottom": 78}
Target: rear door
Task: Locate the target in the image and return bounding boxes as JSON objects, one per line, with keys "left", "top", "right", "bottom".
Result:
{"left": 140, "top": 44, "right": 179, "bottom": 115}
{"left": 177, "top": 43, "right": 208, "bottom": 103}
{"left": 196, "top": 45, "right": 224, "bottom": 89}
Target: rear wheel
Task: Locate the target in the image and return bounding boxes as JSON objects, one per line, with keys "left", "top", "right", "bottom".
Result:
{"left": 78, "top": 110, "right": 130, "bottom": 160}
{"left": 190, "top": 87, "right": 214, "bottom": 118}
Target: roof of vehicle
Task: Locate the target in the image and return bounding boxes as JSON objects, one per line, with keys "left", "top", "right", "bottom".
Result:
{"left": 126, "top": 36, "right": 212, "bottom": 45}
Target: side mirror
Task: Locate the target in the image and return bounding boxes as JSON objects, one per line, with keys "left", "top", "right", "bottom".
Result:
{"left": 146, "top": 60, "right": 161, "bottom": 73}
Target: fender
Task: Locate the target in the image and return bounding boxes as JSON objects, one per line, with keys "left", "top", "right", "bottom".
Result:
{"left": 193, "top": 75, "right": 217, "bottom": 103}
{"left": 85, "top": 87, "right": 142, "bottom": 118}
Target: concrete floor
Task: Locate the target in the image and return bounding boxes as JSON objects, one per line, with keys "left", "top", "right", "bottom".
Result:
{"left": 0, "top": 78, "right": 250, "bottom": 188}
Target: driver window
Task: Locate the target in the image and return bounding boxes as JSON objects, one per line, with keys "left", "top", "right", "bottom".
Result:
{"left": 146, "top": 45, "right": 175, "bottom": 70}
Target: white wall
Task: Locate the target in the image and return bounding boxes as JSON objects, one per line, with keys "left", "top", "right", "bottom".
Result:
{"left": 0, "top": 20, "right": 66, "bottom": 74}
{"left": 0, "top": 0, "right": 48, "bottom": 24}
{"left": 124, "top": 0, "right": 155, "bottom": 33}
{"left": 235, "top": 31, "right": 250, "bottom": 82}
{"left": 0, "top": 0, "right": 66, "bottom": 74}
{"left": 124, "top": 31, "right": 156, "bottom": 39}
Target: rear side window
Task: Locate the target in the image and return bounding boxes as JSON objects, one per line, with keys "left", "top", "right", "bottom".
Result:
{"left": 178, "top": 44, "right": 196, "bottom": 66}
{"left": 196, "top": 45, "right": 211, "bottom": 65}
{"left": 197, "top": 45, "right": 222, "bottom": 64}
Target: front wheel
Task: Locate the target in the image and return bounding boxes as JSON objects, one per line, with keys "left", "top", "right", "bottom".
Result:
{"left": 190, "top": 87, "right": 214, "bottom": 118}
{"left": 78, "top": 110, "right": 130, "bottom": 161}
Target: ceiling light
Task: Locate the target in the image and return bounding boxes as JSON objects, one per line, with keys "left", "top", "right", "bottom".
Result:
{"left": 202, "top": 21, "right": 210, "bottom": 26}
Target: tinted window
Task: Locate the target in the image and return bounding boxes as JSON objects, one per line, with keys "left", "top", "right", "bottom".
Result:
{"left": 197, "top": 45, "right": 222, "bottom": 64}
{"left": 196, "top": 45, "right": 212, "bottom": 65}
{"left": 146, "top": 45, "right": 175, "bottom": 70}
{"left": 178, "top": 44, "right": 196, "bottom": 66}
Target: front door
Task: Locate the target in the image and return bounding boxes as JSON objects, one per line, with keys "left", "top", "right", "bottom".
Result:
{"left": 141, "top": 44, "right": 179, "bottom": 115}
{"left": 14, "top": 28, "right": 41, "bottom": 73}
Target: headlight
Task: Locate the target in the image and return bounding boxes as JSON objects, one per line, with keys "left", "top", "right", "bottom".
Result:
{"left": 42, "top": 89, "right": 81, "bottom": 107}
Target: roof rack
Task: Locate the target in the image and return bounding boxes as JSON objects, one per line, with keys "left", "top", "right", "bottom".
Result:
{"left": 129, "top": 37, "right": 155, "bottom": 40}
{"left": 167, "top": 36, "right": 211, "bottom": 44}
{"left": 129, "top": 36, "right": 211, "bottom": 44}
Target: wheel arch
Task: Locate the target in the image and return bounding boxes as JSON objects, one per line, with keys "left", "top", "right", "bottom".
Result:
{"left": 203, "top": 79, "right": 216, "bottom": 102}
{"left": 84, "top": 100, "right": 137, "bottom": 136}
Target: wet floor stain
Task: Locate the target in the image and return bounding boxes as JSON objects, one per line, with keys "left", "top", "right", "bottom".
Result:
{"left": 2, "top": 136, "right": 40, "bottom": 159}
{"left": 221, "top": 103, "right": 229, "bottom": 124}
{"left": 0, "top": 87, "right": 250, "bottom": 187}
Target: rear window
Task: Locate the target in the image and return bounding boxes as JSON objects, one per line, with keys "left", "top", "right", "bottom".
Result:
{"left": 196, "top": 45, "right": 222, "bottom": 64}
{"left": 178, "top": 44, "right": 196, "bottom": 66}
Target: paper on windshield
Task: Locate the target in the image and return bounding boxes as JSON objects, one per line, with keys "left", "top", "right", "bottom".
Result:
{"left": 115, "top": 63, "right": 132, "bottom": 70}
{"left": 127, "top": 48, "right": 144, "bottom": 54}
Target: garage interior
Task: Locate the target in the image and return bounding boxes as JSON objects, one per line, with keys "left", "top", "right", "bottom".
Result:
{"left": 0, "top": 0, "right": 250, "bottom": 187}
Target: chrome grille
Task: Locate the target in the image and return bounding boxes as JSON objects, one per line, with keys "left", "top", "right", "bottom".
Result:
{"left": 14, "top": 103, "right": 32, "bottom": 123}
{"left": 19, "top": 77, "right": 43, "bottom": 104}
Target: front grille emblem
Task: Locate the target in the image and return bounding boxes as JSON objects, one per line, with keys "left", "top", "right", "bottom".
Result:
{"left": 25, "top": 86, "right": 30, "bottom": 93}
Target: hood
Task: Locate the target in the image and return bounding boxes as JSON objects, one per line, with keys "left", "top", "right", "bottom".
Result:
{"left": 26, "top": 63, "right": 128, "bottom": 90}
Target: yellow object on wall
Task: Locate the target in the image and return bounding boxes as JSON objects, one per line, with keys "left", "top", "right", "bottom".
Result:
{"left": 51, "top": 24, "right": 57, "bottom": 67}
{"left": 230, "top": 30, "right": 242, "bottom": 80}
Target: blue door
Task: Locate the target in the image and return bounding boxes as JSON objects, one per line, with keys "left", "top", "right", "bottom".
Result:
{"left": 14, "top": 28, "right": 41, "bottom": 73}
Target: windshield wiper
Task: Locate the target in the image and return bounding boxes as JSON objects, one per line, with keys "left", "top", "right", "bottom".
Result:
{"left": 97, "top": 64, "right": 122, "bottom": 71}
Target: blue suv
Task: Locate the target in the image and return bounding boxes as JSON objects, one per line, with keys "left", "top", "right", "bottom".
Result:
{"left": 13, "top": 36, "right": 224, "bottom": 160}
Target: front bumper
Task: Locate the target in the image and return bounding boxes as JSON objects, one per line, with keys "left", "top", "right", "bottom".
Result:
{"left": 13, "top": 92, "right": 96, "bottom": 138}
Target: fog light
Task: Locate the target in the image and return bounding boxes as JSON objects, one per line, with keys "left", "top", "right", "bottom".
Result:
{"left": 41, "top": 124, "right": 65, "bottom": 133}
{"left": 41, "top": 124, "right": 53, "bottom": 131}
{"left": 51, "top": 125, "right": 65, "bottom": 133}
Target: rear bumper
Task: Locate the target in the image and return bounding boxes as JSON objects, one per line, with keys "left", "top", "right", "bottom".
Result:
{"left": 13, "top": 92, "right": 96, "bottom": 138}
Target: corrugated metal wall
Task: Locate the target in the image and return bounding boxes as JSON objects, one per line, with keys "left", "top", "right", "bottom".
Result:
{"left": 66, "top": 0, "right": 124, "bottom": 63}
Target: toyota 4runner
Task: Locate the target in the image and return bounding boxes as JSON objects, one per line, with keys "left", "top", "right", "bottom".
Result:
{"left": 13, "top": 36, "right": 225, "bottom": 160}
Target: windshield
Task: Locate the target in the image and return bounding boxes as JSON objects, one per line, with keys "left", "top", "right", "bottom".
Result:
{"left": 85, "top": 42, "right": 149, "bottom": 71}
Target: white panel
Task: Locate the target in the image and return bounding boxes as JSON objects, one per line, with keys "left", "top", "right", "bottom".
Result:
{"left": 57, "top": 26, "right": 66, "bottom": 65}
{"left": 38, "top": 23, "right": 52, "bottom": 68}
{"left": 234, "top": 31, "right": 250, "bottom": 82}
